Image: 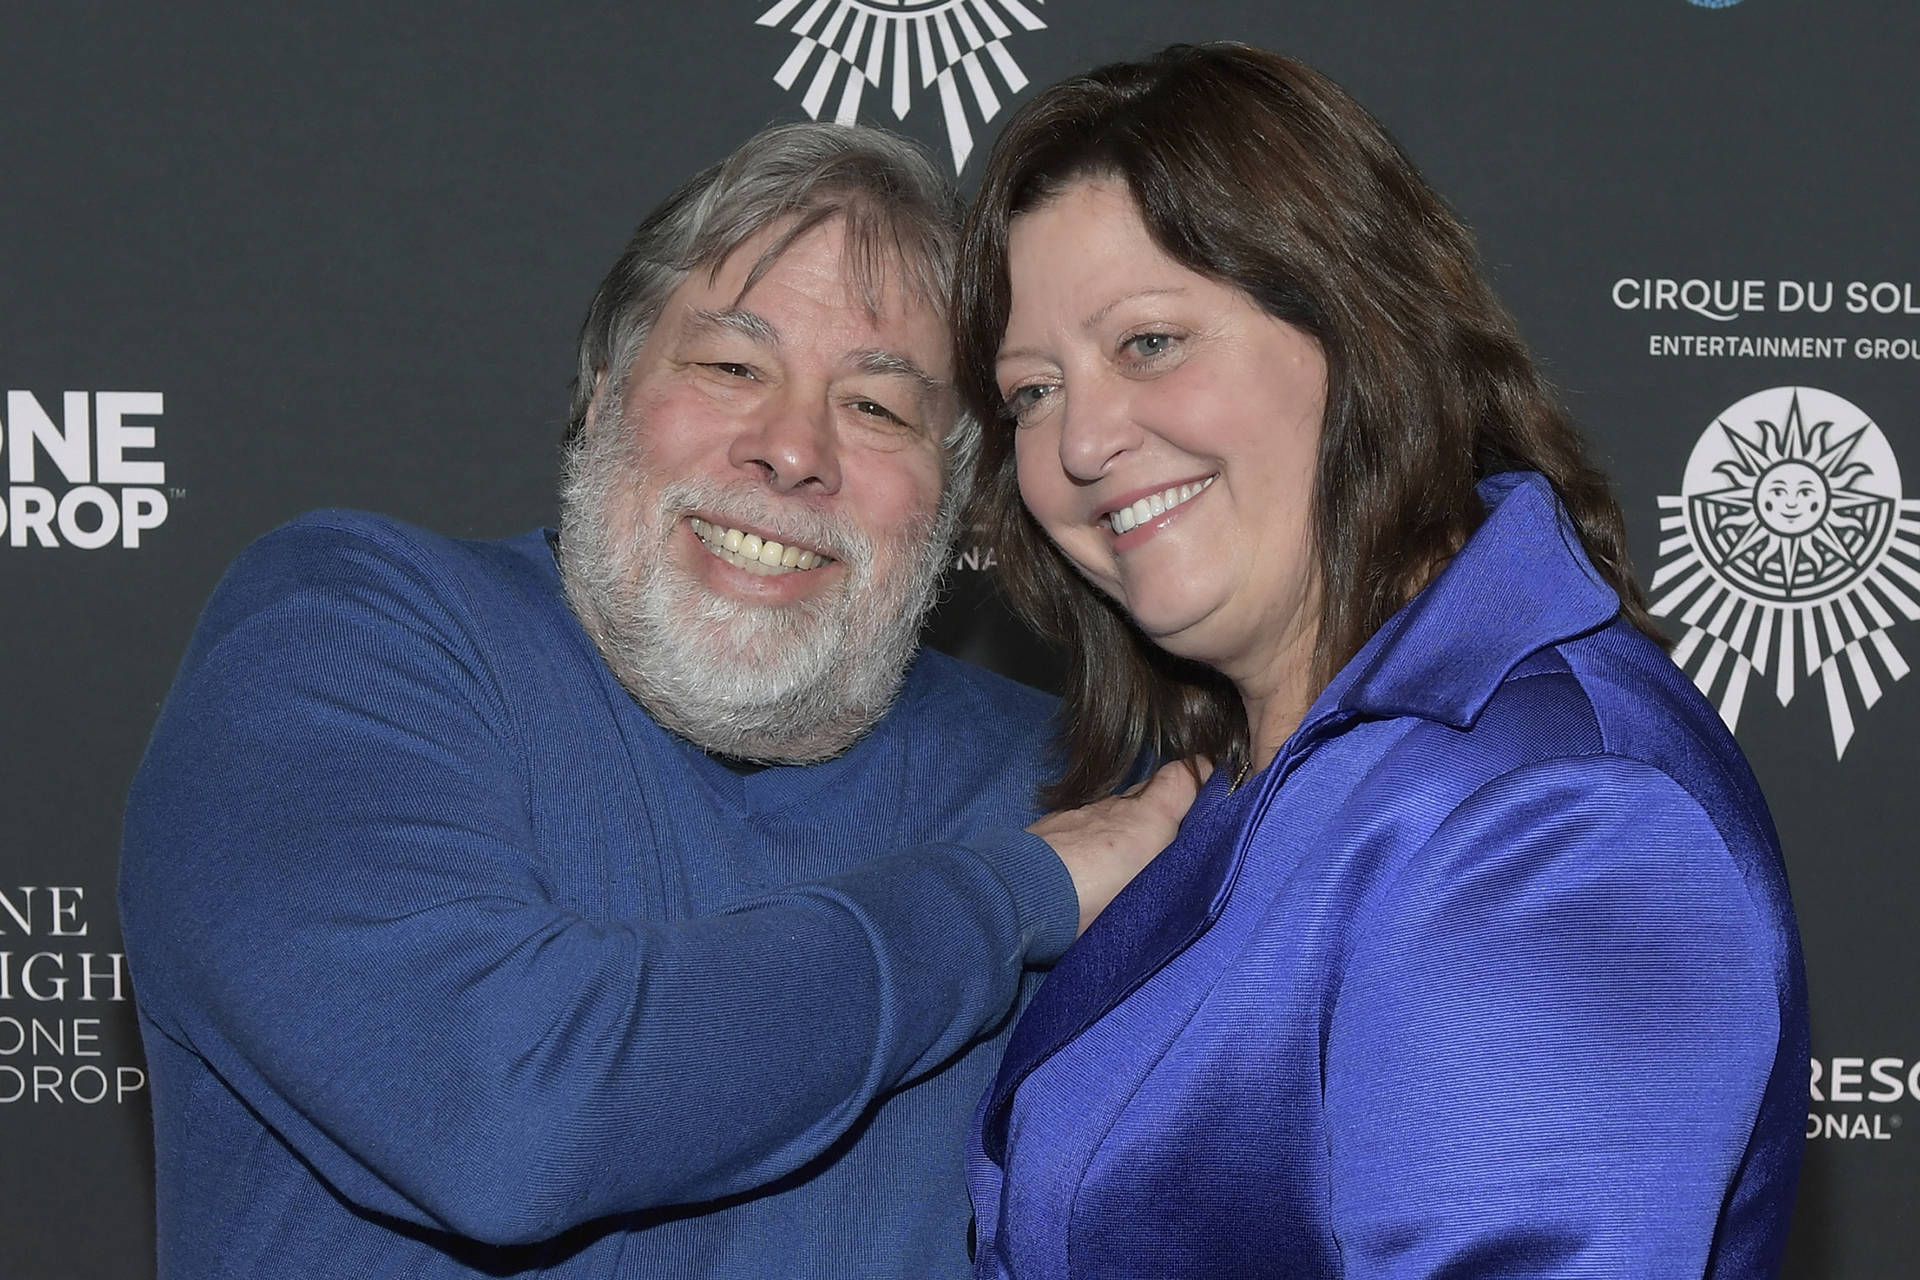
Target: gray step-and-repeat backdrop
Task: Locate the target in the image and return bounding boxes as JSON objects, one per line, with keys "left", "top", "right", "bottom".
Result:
{"left": 3, "top": 2, "right": 1913, "bottom": 1275}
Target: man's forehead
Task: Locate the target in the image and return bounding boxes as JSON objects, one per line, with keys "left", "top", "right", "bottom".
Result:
{"left": 690, "top": 216, "right": 946, "bottom": 342}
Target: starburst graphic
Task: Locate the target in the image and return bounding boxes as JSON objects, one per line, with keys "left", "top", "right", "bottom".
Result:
{"left": 1651, "top": 387, "right": 1920, "bottom": 757}
{"left": 755, "top": 0, "right": 1047, "bottom": 173}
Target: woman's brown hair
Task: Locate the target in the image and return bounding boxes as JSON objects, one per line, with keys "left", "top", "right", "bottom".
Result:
{"left": 954, "top": 43, "right": 1658, "bottom": 808}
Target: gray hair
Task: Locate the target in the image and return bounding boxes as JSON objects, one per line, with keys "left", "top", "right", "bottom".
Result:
{"left": 567, "top": 121, "right": 980, "bottom": 519}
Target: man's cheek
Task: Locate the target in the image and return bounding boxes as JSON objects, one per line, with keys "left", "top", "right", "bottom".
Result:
{"left": 872, "top": 449, "right": 946, "bottom": 523}
{"left": 604, "top": 484, "right": 663, "bottom": 551}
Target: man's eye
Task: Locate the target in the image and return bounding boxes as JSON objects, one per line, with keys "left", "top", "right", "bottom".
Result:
{"left": 703, "top": 362, "right": 755, "bottom": 379}
{"left": 851, "top": 399, "right": 906, "bottom": 425}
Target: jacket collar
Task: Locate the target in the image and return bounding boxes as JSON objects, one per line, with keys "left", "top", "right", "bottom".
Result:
{"left": 1317, "top": 470, "right": 1620, "bottom": 731}
{"left": 981, "top": 472, "right": 1622, "bottom": 1163}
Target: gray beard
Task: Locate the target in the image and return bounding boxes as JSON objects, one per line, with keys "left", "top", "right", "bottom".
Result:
{"left": 555, "top": 399, "right": 950, "bottom": 764}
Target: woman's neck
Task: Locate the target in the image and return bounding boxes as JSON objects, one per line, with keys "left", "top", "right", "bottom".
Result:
{"left": 1230, "top": 636, "right": 1318, "bottom": 775}
{"left": 1243, "top": 690, "right": 1310, "bottom": 774}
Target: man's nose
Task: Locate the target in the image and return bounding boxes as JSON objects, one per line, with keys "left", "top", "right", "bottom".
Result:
{"left": 1058, "top": 376, "right": 1144, "bottom": 482}
{"left": 730, "top": 391, "right": 843, "bottom": 494}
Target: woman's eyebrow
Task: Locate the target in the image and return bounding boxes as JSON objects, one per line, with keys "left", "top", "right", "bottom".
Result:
{"left": 997, "top": 286, "right": 1190, "bottom": 363}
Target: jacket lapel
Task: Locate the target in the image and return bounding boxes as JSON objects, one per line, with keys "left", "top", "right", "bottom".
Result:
{"left": 979, "top": 763, "right": 1262, "bottom": 1162}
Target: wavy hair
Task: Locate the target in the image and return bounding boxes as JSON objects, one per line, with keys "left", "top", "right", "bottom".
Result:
{"left": 954, "top": 44, "right": 1658, "bottom": 807}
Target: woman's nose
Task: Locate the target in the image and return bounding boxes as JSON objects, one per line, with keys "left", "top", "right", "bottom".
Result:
{"left": 1057, "top": 376, "right": 1145, "bottom": 482}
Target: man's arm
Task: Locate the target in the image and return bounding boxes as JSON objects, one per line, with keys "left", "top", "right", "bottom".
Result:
{"left": 121, "top": 522, "right": 1114, "bottom": 1246}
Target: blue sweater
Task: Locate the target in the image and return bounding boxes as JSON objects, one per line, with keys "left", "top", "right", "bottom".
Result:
{"left": 120, "top": 511, "right": 1076, "bottom": 1278}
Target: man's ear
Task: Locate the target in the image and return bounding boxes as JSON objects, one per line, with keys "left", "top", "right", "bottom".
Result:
{"left": 584, "top": 369, "right": 609, "bottom": 423}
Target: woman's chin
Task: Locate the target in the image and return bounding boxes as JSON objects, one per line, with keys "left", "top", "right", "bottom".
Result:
{"left": 1128, "top": 606, "right": 1236, "bottom": 671}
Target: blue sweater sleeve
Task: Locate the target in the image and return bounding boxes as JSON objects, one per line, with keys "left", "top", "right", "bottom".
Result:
{"left": 1321, "top": 755, "right": 1783, "bottom": 1278}
{"left": 120, "top": 520, "right": 1072, "bottom": 1246}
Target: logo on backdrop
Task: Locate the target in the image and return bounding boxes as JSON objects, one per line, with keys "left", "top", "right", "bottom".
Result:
{"left": 1809, "top": 1054, "right": 1914, "bottom": 1142}
{"left": 755, "top": 0, "right": 1047, "bottom": 173}
{"left": 1651, "top": 387, "right": 1920, "bottom": 757}
{"left": 0, "top": 390, "right": 171, "bottom": 550}
{"left": 0, "top": 885, "right": 145, "bottom": 1107}
{"left": 1611, "top": 276, "right": 1920, "bottom": 362}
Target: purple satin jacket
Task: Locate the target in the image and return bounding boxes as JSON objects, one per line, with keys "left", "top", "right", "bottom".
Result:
{"left": 970, "top": 472, "right": 1807, "bottom": 1279}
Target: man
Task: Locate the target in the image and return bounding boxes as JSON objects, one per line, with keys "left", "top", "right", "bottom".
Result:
{"left": 119, "top": 124, "right": 1191, "bottom": 1278}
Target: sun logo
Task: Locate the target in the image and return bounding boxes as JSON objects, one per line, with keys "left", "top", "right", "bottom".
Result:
{"left": 1652, "top": 386, "right": 1920, "bottom": 757}
{"left": 754, "top": 0, "right": 1047, "bottom": 173}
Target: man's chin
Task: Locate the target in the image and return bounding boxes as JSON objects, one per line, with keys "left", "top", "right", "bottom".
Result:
{"left": 646, "top": 665, "right": 894, "bottom": 766}
{"left": 620, "top": 600, "right": 883, "bottom": 758}
{"left": 673, "top": 594, "right": 831, "bottom": 655}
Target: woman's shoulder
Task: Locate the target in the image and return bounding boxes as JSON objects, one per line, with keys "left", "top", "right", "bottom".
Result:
{"left": 1385, "top": 616, "right": 1766, "bottom": 827}
{"left": 1315, "top": 615, "right": 1784, "bottom": 898}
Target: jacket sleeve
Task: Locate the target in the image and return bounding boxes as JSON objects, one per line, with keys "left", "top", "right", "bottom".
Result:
{"left": 119, "top": 521, "right": 1074, "bottom": 1247}
{"left": 1322, "top": 754, "right": 1788, "bottom": 1279}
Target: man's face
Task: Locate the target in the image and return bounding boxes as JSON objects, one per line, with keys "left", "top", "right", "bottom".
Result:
{"left": 559, "top": 214, "right": 956, "bottom": 763}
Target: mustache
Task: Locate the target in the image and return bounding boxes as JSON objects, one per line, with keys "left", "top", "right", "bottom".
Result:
{"left": 653, "top": 476, "right": 874, "bottom": 568}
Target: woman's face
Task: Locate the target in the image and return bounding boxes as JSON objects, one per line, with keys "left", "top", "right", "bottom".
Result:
{"left": 998, "top": 179, "right": 1326, "bottom": 695}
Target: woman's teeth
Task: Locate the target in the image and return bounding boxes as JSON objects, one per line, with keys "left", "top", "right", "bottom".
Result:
{"left": 1106, "top": 476, "right": 1215, "bottom": 534}
{"left": 689, "top": 517, "right": 831, "bottom": 576}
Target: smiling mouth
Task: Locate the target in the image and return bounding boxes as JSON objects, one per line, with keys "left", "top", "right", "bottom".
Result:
{"left": 688, "top": 517, "right": 835, "bottom": 576}
{"left": 1103, "top": 476, "right": 1216, "bottom": 534}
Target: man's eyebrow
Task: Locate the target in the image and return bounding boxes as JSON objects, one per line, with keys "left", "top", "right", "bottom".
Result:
{"left": 850, "top": 349, "right": 945, "bottom": 397}
{"left": 683, "top": 307, "right": 780, "bottom": 346}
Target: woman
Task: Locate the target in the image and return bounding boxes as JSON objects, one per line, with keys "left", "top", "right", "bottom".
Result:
{"left": 957, "top": 44, "right": 1807, "bottom": 1279}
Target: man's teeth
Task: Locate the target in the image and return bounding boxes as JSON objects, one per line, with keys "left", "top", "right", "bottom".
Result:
{"left": 688, "top": 517, "right": 831, "bottom": 576}
{"left": 1107, "top": 476, "right": 1216, "bottom": 534}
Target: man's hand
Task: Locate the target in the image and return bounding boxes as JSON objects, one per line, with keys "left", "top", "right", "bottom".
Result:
{"left": 1030, "top": 760, "right": 1209, "bottom": 938}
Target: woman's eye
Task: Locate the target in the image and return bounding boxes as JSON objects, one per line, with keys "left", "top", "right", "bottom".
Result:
{"left": 1002, "top": 383, "right": 1056, "bottom": 423}
{"left": 1122, "top": 332, "right": 1177, "bottom": 360}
